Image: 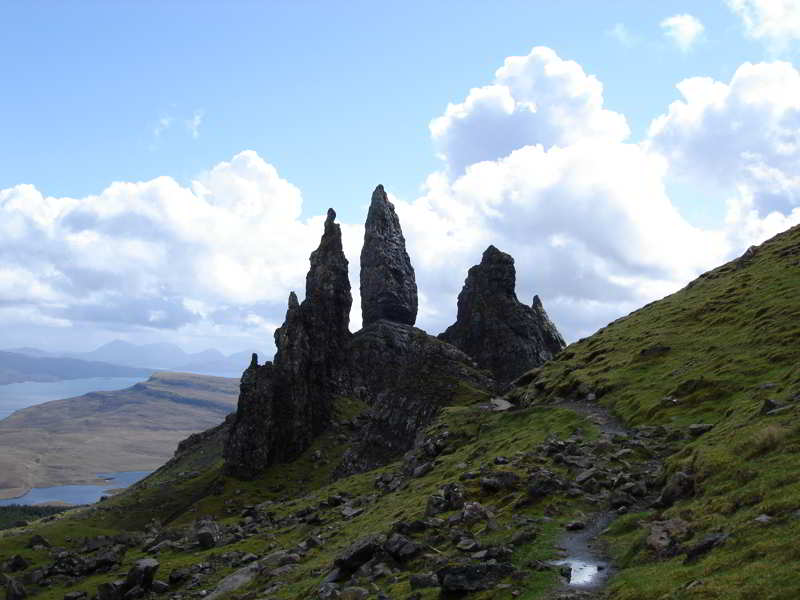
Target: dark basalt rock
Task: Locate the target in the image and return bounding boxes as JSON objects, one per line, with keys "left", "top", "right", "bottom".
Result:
{"left": 334, "top": 320, "right": 493, "bottom": 476}
{"left": 360, "top": 185, "right": 418, "bottom": 326}
{"left": 224, "top": 209, "right": 352, "bottom": 479}
{"left": 439, "top": 245, "right": 565, "bottom": 384}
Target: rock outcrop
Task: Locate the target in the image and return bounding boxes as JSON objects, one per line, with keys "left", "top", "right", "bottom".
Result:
{"left": 440, "top": 245, "right": 565, "bottom": 384}
{"left": 360, "top": 185, "right": 418, "bottom": 326}
{"left": 336, "top": 320, "right": 493, "bottom": 476}
{"left": 223, "top": 209, "right": 352, "bottom": 479}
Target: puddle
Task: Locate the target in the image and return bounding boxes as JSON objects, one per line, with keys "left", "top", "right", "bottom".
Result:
{"left": 552, "top": 558, "right": 609, "bottom": 587}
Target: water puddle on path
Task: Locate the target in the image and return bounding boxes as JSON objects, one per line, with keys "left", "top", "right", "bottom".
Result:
{"left": 551, "top": 558, "right": 610, "bottom": 587}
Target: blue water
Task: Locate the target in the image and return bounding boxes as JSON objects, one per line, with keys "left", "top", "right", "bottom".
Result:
{"left": 0, "top": 471, "right": 152, "bottom": 506}
{"left": 0, "top": 377, "right": 145, "bottom": 420}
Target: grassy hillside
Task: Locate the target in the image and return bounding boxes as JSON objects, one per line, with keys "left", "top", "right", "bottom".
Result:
{"left": 509, "top": 223, "right": 800, "bottom": 599}
{"left": 0, "top": 372, "right": 238, "bottom": 499}
{"left": 0, "top": 226, "right": 797, "bottom": 599}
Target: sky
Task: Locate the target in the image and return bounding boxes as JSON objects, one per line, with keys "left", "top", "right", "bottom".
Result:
{"left": 2, "top": 0, "right": 800, "bottom": 356}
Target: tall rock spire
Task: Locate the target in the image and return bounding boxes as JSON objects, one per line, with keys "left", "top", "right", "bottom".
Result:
{"left": 223, "top": 208, "right": 351, "bottom": 478}
{"left": 440, "top": 245, "right": 565, "bottom": 384}
{"left": 360, "top": 185, "right": 418, "bottom": 326}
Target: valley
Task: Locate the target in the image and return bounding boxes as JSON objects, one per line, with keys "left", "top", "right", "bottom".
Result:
{"left": 0, "top": 372, "right": 238, "bottom": 501}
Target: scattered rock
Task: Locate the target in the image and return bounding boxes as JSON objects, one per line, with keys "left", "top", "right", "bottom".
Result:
{"left": 384, "top": 534, "right": 420, "bottom": 561}
{"left": 409, "top": 572, "right": 439, "bottom": 590}
{"left": 684, "top": 533, "right": 729, "bottom": 564}
{"left": 647, "top": 518, "right": 691, "bottom": 556}
{"left": 3, "top": 575, "right": 27, "bottom": 600}
{"left": 124, "top": 558, "right": 159, "bottom": 592}
{"left": 436, "top": 562, "right": 516, "bottom": 592}
{"left": 334, "top": 534, "right": 386, "bottom": 574}
{"left": 688, "top": 424, "right": 713, "bottom": 437}
{"left": 653, "top": 471, "right": 693, "bottom": 508}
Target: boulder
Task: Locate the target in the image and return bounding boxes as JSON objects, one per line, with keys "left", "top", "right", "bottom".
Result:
{"left": 3, "top": 575, "right": 27, "bottom": 600}
{"left": 124, "top": 559, "right": 159, "bottom": 592}
{"left": 383, "top": 534, "right": 421, "bottom": 561}
{"left": 436, "top": 562, "right": 515, "bottom": 592}
{"left": 439, "top": 245, "right": 565, "bottom": 383}
{"left": 653, "top": 471, "right": 694, "bottom": 508}
{"left": 334, "top": 534, "right": 386, "bottom": 573}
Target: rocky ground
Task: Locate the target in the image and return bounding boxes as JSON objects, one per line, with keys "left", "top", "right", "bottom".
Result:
{"left": 0, "top": 392, "right": 717, "bottom": 600}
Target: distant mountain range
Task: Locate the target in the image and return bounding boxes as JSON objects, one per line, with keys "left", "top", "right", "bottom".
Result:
{"left": 4, "top": 341, "right": 257, "bottom": 379}
{"left": 0, "top": 351, "right": 152, "bottom": 385}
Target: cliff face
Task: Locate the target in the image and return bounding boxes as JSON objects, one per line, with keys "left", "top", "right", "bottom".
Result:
{"left": 223, "top": 209, "right": 352, "bottom": 479}
{"left": 439, "top": 245, "right": 565, "bottom": 384}
{"left": 337, "top": 320, "right": 493, "bottom": 476}
{"left": 224, "top": 189, "right": 565, "bottom": 480}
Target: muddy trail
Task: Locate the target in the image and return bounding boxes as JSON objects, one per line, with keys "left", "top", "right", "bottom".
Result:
{"left": 540, "top": 400, "right": 669, "bottom": 599}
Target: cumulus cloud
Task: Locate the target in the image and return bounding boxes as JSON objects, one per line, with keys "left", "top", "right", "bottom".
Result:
{"left": 727, "top": 0, "right": 800, "bottom": 52}
{"left": 429, "top": 47, "right": 629, "bottom": 176}
{"left": 5, "top": 47, "right": 800, "bottom": 355}
{"left": 660, "top": 14, "right": 705, "bottom": 52}
{"left": 0, "top": 151, "right": 363, "bottom": 354}
{"left": 648, "top": 61, "right": 800, "bottom": 220}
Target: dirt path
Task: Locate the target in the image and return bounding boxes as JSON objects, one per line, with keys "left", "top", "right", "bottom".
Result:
{"left": 543, "top": 400, "right": 665, "bottom": 598}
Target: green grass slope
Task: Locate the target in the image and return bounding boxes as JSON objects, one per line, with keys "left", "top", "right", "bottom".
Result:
{"left": 509, "top": 224, "right": 800, "bottom": 599}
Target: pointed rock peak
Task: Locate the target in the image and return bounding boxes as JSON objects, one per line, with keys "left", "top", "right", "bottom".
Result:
{"left": 440, "top": 247, "right": 566, "bottom": 384}
{"left": 476, "top": 245, "right": 516, "bottom": 296}
{"left": 361, "top": 185, "right": 418, "bottom": 326}
{"left": 288, "top": 291, "right": 299, "bottom": 310}
{"left": 324, "top": 207, "right": 337, "bottom": 233}
{"left": 249, "top": 353, "right": 259, "bottom": 368}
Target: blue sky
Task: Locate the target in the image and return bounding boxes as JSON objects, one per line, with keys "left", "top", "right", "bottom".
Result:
{"left": 0, "top": 1, "right": 768, "bottom": 221}
{"left": 1, "top": 1, "right": 799, "bottom": 355}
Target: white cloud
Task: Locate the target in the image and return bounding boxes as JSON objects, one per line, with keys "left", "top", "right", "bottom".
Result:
{"left": 727, "top": 0, "right": 800, "bottom": 52}
{"left": 153, "top": 116, "right": 172, "bottom": 138}
{"left": 0, "top": 151, "right": 364, "bottom": 354}
{"left": 429, "top": 46, "right": 629, "bottom": 176}
{"left": 187, "top": 109, "right": 204, "bottom": 139}
{"left": 660, "top": 14, "right": 705, "bottom": 52}
{"left": 5, "top": 47, "right": 800, "bottom": 356}
{"left": 648, "top": 61, "right": 800, "bottom": 218}
{"left": 607, "top": 23, "right": 638, "bottom": 47}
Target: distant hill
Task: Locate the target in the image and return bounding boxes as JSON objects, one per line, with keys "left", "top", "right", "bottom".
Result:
{"left": 0, "top": 350, "right": 153, "bottom": 385}
{"left": 0, "top": 371, "right": 239, "bottom": 500}
{"left": 5, "top": 342, "right": 257, "bottom": 377}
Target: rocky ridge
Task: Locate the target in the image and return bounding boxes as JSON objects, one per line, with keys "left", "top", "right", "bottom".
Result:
{"left": 223, "top": 208, "right": 352, "bottom": 479}
{"left": 223, "top": 187, "right": 563, "bottom": 480}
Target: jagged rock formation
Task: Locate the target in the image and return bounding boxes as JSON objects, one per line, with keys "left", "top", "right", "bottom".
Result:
{"left": 360, "top": 185, "right": 418, "bottom": 326}
{"left": 440, "top": 245, "right": 565, "bottom": 384}
{"left": 223, "top": 209, "right": 351, "bottom": 479}
{"left": 336, "top": 320, "right": 493, "bottom": 476}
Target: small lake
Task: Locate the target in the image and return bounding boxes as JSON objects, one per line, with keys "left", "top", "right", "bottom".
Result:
{"left": 0, "top": 377, "right": 146, "bottom": 420}
{"left": 0, "top": 471, "right": 152, "bottom": 506}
